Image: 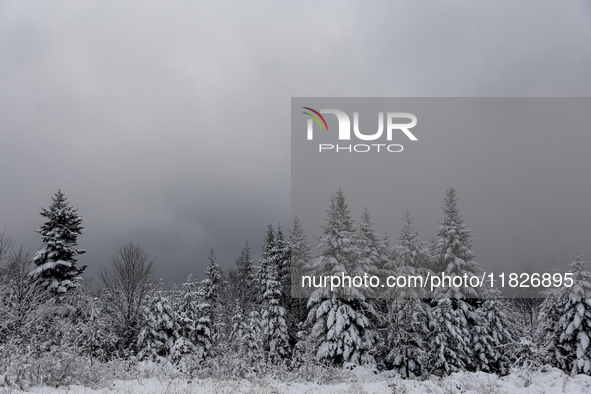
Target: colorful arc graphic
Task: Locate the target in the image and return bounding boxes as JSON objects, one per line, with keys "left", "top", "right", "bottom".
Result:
{"left": 302, "top": 112, "right": 323, "bottom": 130}
{"left": 302, "top": 107, "right": 328, "bottom": 131}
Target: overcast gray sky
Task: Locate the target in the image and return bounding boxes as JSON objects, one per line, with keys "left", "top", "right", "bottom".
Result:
{"left": 1, "top": 1, "right": 591, "bottom": 286}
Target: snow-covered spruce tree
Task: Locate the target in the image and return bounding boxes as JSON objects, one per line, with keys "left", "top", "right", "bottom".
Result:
{"left": 72, "top": 288, "right": 119, "bottom": 361}
{"left": 306, "top": 189, "right": 377, "bottom": 366}
{"left": 428, "top": 187, "right": 515, "bottom": 374}
{"left": 384, "top": 298, "right": 428, "bottom": 377}
{"left": 229, "top": 299, "right": 246, "bottom": 353}
{"left": 470, "top": 297, "right": 516, "bottom": 374}
{"left": 428, "top": 187, "right": 483, "bottom": 373}
{"left": 431, "top": 187, "right": 483, "bottom": 298}
{"left": 236, "top": 241, "right": 255, "bottom": 307}
{"left": 204, "top": 248, "right": 223, "bottom": 305}
{"left": 257, "top": 224, "right": 275, "bottom": 303}
{"left": 424, "top": 232, "right": 439, "bottom": 273}
{"left": 204, "top": 248, "right": 224, "bottom": 342}
{"left": 274, "top": 226, "right": 292, "bottom": 317}
{"left": 382, "top": 210, "right": 429, "bottom": 376}
{"left": 391, "top": 211, "right": 428, "bottom": 272}
{"left": 236, "top": 308, "right": 265, "bottom": 367}
{"left": 372, "top": 232, "right": 392, "bottom": 325}
{"left": 428, "top": 297, "right": 471, "bottom": 375}
{"left": 290, "top": 216, "right": 312, "bottom": 326}
{"left": 137, "top": 282, "right": 179, "bottom": 362}
{"left": 357, "top": 207, "right": 384, "bottom": 289}
{"left": 536, "top": 285, "right": 568, "bottom": 368}
{"left": 275, "top": 224, "right": 302, "bottom": 349}
{"left": 173, "top": 275, "right": 212, "bottom": 363}
{"left": 257, "top": 224, "right": 291, "bottom": 361}
{"left": 31, "top": 190, "right": 87, "bottom": 295}
{"left": 356, "top": 206, "right": 388, "bottom": 358}
{"left": 263, "top": 248, "right": 291, "bottom": 361}
{"left": 556, "top": 253, "right": 591, "bottom": 375}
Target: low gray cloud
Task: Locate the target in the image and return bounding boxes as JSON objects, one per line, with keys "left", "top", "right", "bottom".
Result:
{"left": 1, "top": 1, "right": 591, "bottom": 285}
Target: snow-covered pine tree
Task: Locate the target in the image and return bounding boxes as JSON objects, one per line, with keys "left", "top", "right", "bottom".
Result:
{"left": 384, "top": 298, "right": 428, "bottom": 377}
{"left": 203, "top": 248, "right": 224, "bottom": 341}
{"left": 241, "top": 309, "right": 265, "bottom": 365}
{"left": 274, "top": 226, "right": 291, "bottom": 314}
{"left": 556, "top": 253, "right": 591, "bottom": 375}
{"left": 537, "top": 286, "right": 568, "bottom": 368}
{"left": 428, "top": 297, "right": 471, "bottom": 375}
{"left": 470, "top": 297, "right": 516, "bottom": 374}
{"left": 236, "top": 241, "right": 255, "bottom": 307}
{"left": 173, "top": 275, "right": 212, "bottom": 362}
{"left": 256, "top": 224, "right": 290, "bottom": 361}
{"left": 357, "top": 206, "right": 386, "bottom": 296}
{"left": 428, "top": 187, "right": 484, "bottom": 373}
{"left": 137, "top": 282, "right": 179, "bottom": 362}
{"left": 229, "top": 298, "right": 246, "bottom": 354}
{"left": 290, "top": 217, "right": 311, "bottom": 323}
{"left": 391, "top": 211, "right": 428, "bottom": 271}
{"left": 306, "top": 189, "right": 376, "bottom": 366}
{"left": 260, "top": 249, "right": 291, "bottom": 361}
{"left": 432, "top": 187, "right": 482, "bottom": 299}
{"left": 204, "top": 248, "right": 223, "bottom": 304}
{"left": 31, "top": 190, "right": 87, "bottom": 295}
{"left": 73, "top": 289, "right": 119, "bottom": 361}
{"left": 257, "top": 224, "right": 276, "bottom": 303}
{"left": 275, "top": 224, "right": 300, "bottom": 348}
{"left": 424, "top": 232, "right": 439, "bottom": 273}
{"left": 382, "top": 210, "right": 429, "bottom": 376}
{"left": 356, "top": 206, "right": 388, "bottom": 358}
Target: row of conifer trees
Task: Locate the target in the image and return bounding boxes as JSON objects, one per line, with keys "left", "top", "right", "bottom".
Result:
{"left": 1, "top": 188, "right": 590, "bottom": 378}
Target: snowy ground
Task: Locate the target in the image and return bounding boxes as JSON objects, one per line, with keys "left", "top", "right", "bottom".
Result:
{"left": 2, "top": 366, "right": 588, "bottom": 394}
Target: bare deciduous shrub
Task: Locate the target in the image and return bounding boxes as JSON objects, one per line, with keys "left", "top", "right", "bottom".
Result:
{"left": 99, "top": 241, "right": 154, "bottom": 349}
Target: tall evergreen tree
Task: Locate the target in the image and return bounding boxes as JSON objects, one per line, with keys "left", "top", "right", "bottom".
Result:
{"left": 205, "top": 248, "right": 224, "bottom": 302}
{"left": 236, "top": 241, "right": 255, "bottom": 307}
{"left": 290, "top": 217, "right": 312, "bottom": 277}
{"left": 174, "top": 275, "right": 212, "bottom": 362}
{"left": 391, "top": 211, "right": 427, "bottom": 271}
{"left": 31, "top": 190, "right": 87, "bottom": 294}
{"left": 290, "top": 217, "right": 312, "bottom": 349}
{"left": 432, "top": 187, "right": 482, "bottom": 298}
{"left": 556, "top": 253, "right": 591, "bottom": 375}
{"left": 428, "top": 297, "right": 471, "bottom": 374}
{"left": 356, "top": 206, "right": 387, "bottom": 357}
{"left": 537, "top": 285, "right": 568, "bottom": 368}
{"left": 290, "top": 217, "right": 312, "bottom": 322}
{"left": 256, "top": 224, "right": 291, "bottom": 360}
{"left": 204, "top": 248, "right": 223, "bottom": 303}
{"left": 260, "top": 249, "right": 291, "bottom": 361}
{"left": 382, "top": 210, "right": 429, "bottom": 376}
{"left": 274, "top": 224, "right": 300, "bottom": 347}
{"left": 385, "top": 298, "right": 428, "bottom": 377}
{"left": 357, "top": 206, "right": 384, "bottom": 284}
{"left": 203, "top": 248, "right": 224, "bottom": 342}
{"left": 274, "top": 225, "right": 291, "bottom": 312}
{"left": 137, "top": 282, "right": 178, "bottom": 362}
{"left": 306, "top": 189, "right": 376, "bottom": 365}
{"left": 428, "top": 187, "right": 483, "bottom": 373}
{"left": 470, "top": 297, "right": 515, "bottom": 374}
{"left": 257, "top": 224, "right": 276, "bottom": 303}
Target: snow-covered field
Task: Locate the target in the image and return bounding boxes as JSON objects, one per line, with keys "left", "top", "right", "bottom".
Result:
{"left": 9, "top": 366, "right": 591, "bottom": 394}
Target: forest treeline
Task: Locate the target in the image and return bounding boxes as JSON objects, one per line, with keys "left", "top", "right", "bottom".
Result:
{"left": 1, "top": 187, "right": 590, "bottom": 387}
